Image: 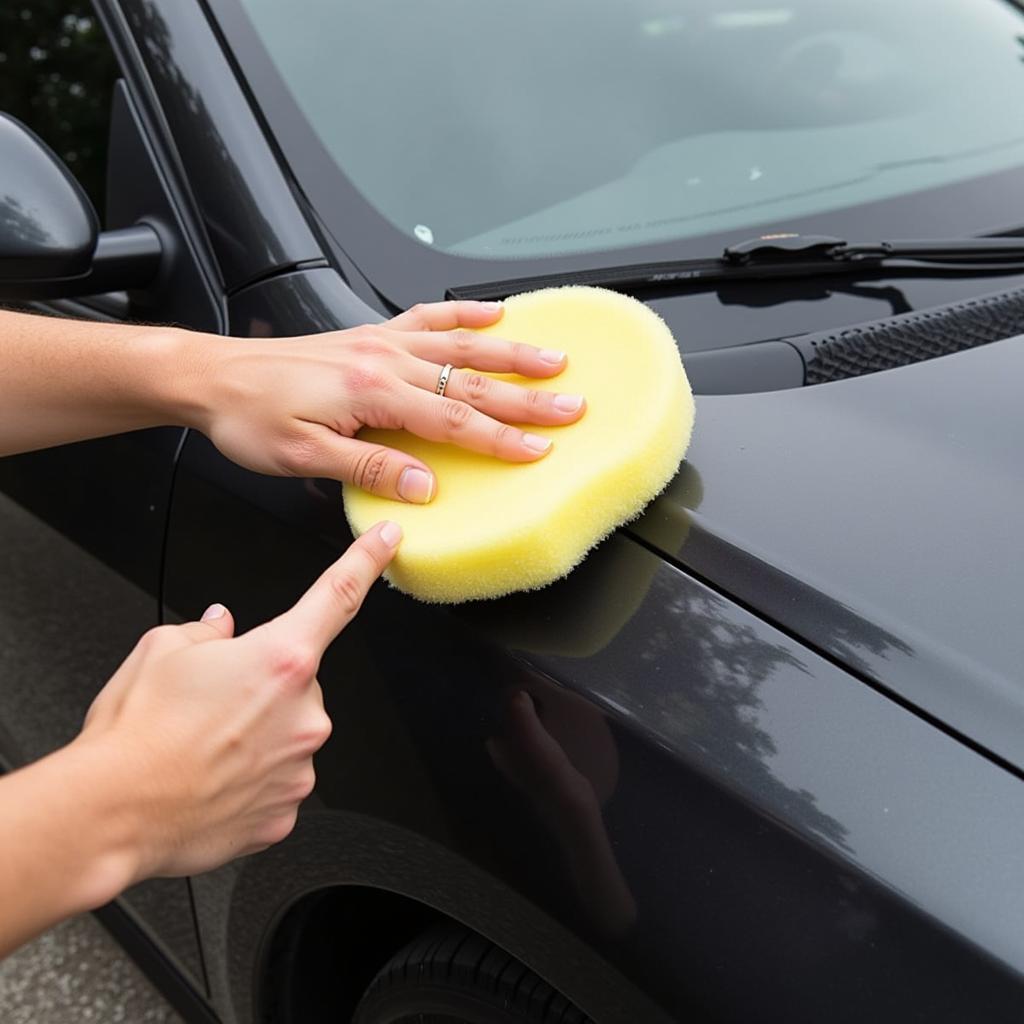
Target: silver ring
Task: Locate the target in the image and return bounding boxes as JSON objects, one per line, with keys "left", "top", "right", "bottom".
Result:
{"left": 435, "top": 363, "right": 454, "bottom": 397}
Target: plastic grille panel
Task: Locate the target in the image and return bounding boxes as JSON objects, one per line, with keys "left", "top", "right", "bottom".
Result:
{"left": 801, "top": 285, "right": 1024, "bottom": 384}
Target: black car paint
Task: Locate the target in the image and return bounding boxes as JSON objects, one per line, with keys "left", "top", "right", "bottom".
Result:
{"left": 158, "top": 266, "right": 1024, "bottom": 1024}
{"left": 112, "top": 0, "right": 324, "bottom": 292}
{"left": 0, "top": 114, "right": 99, "bottom": 280}
{"left": 637, "top": 338, "right": 1024, "bottom": 774}
{"left": 1, "top": 1, "right": 1023, "bottom": 1022}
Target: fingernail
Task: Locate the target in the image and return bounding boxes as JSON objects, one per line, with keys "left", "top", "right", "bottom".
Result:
{"left": 553, "top": 393, "right": 584, "bottom": 414}
{"left": 398, "top": 466, "right": 435, "bottom": 503}
{"left": 479, "top": 301, "right": 503, "bottom": 313}
{"left": 379, "top": 521, "right": 403, "bottom": 548}
{"left": 202, "top": 603, "right": 226, "bottom": 621}
{"left": 522, "top": 432, "right": 552, "bottom": 453}
{"left": 539, "top": 348, "right": 565, "bottom": 364}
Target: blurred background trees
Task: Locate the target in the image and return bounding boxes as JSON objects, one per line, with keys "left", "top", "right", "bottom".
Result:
{"left": 0, "top": 3, "right": 119, "bottom": 217}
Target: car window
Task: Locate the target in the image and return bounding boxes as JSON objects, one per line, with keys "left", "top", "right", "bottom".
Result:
{"left": 236, "top": 0, "right": 1024, "bottom": 261}
{"left": 0, "top": 2, "right": 119, "bottom": 220}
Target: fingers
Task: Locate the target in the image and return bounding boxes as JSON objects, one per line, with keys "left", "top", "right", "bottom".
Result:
{"left": 83, "top": 612, "right": 235, "bottom": 733}
{"left": 284, "top": 426, "right": 436, "bottom": 503}
{"left": 386, "top": 300, "right": 569, "bottom": 379}
{"left": 399, "top": 329, "right": 568, "bottom": 379}
{"left": 260, "top": 520, "right": 401, "bottom": 657}
{"left": 389, "top": 383, "right": 555, "bottom": 461}
{"left": 407, "top": 359, "right": 585, "bottom": 427}
{"left": 176, "top": 603, "right": 237, "bottom": 645}
{"left": 387, "top": 299, "right": 505, "bottom": 333}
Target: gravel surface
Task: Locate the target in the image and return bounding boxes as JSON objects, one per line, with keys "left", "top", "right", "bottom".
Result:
{"left": 0, "top": 914, "right": 183, "bottom": 1023}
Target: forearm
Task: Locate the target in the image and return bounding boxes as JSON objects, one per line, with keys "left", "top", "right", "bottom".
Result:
{"left": 0, "top": 309, "right": 218, "bottom": 455}
{"left": 0, "top": 740, "right": 141, "bottom": 957}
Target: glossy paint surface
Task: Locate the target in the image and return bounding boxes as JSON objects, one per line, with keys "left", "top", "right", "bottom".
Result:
{"left": 154, "top": 269, "right": 1024, "bottom": 1022}
{"left": 4, "top": 1, "right": 1024, "bottom": 1020}
{"left": 632, "top": 335, "right": 1024, "bottom": 773}
{"left": 106, "top": 0, "right": 322, "bottom": 291}
{"left": 0, "top": 114, "right": 97, "bottom": 280}
{"left": 166, "top": 431, "right": 1024, "bottom": 1023}
{"left": 644, "top": 268, "right": 1024, "bottom": 354}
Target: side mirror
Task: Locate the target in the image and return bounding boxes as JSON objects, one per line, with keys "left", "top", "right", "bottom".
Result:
{"left": 0, "top": 113, "right": 162, "bottom": 300}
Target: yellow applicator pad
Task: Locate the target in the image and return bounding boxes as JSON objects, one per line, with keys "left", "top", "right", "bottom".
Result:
{"left": 343, "top": 286, "right": 694, "bottom": 603}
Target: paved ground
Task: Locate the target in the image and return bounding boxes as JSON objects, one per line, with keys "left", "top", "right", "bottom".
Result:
{"left": 0, "top": 914, "right": 182, "bottom": 1023}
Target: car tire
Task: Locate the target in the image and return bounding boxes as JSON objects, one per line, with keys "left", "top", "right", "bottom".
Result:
{"left": 351, "top": 923, "right": 591, "bottom": 1024}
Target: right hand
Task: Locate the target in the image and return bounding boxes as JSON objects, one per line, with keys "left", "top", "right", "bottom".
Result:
{"left": 75, "top": 519, "right": 401, "bottom": 882}
{"left": 193, "top": 300, "right": 585, "bottom": 504}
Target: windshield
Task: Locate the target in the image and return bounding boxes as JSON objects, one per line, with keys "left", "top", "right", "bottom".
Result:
{"left": 235, "top": 0, "right": 1024, "bottom": 262}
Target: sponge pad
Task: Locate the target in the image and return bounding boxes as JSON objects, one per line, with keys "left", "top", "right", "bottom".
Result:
{"left": 343, "top": 286, "right": 694, "bottom": 602}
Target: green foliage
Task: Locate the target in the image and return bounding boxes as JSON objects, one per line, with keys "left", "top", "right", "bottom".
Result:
{"left": 0, "top": 2, "right": 119, "bottom": 217}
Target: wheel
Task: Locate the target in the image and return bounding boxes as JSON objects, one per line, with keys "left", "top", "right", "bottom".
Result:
{"left": 352, "top": 923, "right": 592, "bottom": 1024}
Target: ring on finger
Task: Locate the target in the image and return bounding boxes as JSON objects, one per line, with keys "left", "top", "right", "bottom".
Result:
{"left": 435, "top": 363, "right": 454, "bottom": 397}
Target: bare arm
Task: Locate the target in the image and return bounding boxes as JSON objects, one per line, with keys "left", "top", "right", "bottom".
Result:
{"left": 0, "top": 299, "right": 584, "bottom": 955}
{"left": 0, "top": 302, "right": 585, "bottom": 500}
{"left": 0, "top": 739, "right": 143, "bottom": 957}
{"left": 0, "top": 310, "right": 200, "bottom": 456}
{"left": 0, "top": 520, "right": 399, "bottom": 958}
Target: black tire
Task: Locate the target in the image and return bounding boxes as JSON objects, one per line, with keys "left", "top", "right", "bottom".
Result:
{"left": 351, "top": 923, "right": 593, "bottom": 1024}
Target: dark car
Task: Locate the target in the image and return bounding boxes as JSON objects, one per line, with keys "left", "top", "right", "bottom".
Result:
{"left": 3, "top": 1, "right": 1024, "bottom": 1021}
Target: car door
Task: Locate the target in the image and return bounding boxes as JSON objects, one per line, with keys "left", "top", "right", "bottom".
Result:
{"left": 0, "top": 4, "right": 221, "bottom": 992}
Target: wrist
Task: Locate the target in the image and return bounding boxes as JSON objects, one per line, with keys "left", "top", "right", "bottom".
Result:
{"left": 50, "top": 739, "right": 148, "bottom": 910}
{"left": 143, "top": 325, "right": 229, "bottom": 434}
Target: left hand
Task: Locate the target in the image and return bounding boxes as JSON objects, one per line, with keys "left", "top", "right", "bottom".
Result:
{"left": 190, "top": 300, "right": 585, "bottom": 502}
{"left": 75, "top": 520, "right": 400, "bottom": 883}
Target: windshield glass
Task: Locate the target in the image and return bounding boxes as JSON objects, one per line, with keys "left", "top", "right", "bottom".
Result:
{"left": 237, "top": 0, "right": 1024, "bottom": 261}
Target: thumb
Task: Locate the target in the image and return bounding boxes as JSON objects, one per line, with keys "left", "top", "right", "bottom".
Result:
{"left": 309, "top": 428, "right": 437, "bottom": 504}
{"left": 177, "top": 603, "right": 236, "bottom": 644}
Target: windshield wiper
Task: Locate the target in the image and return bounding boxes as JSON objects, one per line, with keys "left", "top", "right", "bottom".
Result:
{"left": 446, "top": 233, "right": 1024, "bottom": 301}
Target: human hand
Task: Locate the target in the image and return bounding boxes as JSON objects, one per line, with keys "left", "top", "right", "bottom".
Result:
{"left": 189, "top": 300, "right": 586, "bottom": 503}
{"left": 73, "top": 519, "right": 401, "bottom": 885}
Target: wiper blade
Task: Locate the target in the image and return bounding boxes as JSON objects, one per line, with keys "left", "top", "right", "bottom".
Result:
{"left": 447, "top": 233, "right": 1024, "bottom": 301}
{"left": 723, "top": 232, "right": 1024, "bottom": 264}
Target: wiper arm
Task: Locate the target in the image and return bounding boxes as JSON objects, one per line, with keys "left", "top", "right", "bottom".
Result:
{"left": 447, "top": 233, "right": 1024, "bottom": 301}
{"left": 723, "top": 232, "right": 1024, "bottom": 264}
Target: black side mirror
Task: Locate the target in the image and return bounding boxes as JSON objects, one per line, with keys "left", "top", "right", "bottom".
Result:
{"left": 0, "top": 113, "right": 162, "bottom": 300}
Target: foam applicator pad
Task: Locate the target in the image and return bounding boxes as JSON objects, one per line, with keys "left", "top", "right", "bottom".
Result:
{"left": 343, "top": 286, "right": 694, "bottom": 603}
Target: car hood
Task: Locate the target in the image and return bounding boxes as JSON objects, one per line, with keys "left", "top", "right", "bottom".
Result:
{"left": 630, "top": 334, "right": 1024, "bottom": 773}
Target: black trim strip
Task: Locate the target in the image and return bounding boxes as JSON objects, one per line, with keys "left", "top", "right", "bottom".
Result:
{"left": 792, "top": 282, "right": 1024, "bottom": 383}
{"left": 94, "top": 901, "right": 221, "bottom": 1024}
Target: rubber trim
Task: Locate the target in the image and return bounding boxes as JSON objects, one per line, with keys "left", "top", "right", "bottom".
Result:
{"left": 792, "top": 283, "right": 1024, "bottom": 383}
{"left": 93, "top": 902, "right": 220, "bottom": 1024}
